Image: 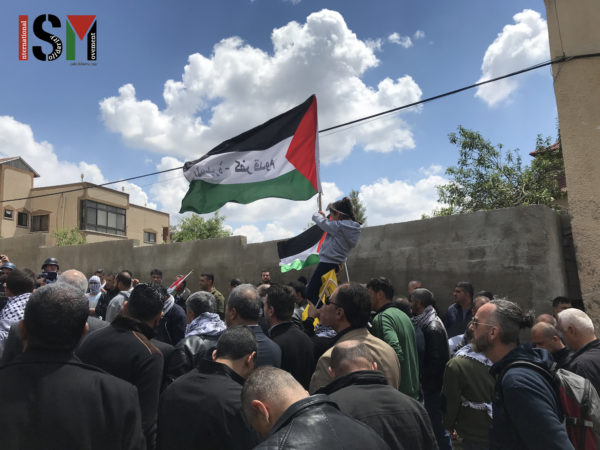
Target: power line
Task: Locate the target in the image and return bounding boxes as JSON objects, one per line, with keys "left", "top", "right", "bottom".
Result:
{"left": 3, "top": 52, "right": 598, "bottom": 205}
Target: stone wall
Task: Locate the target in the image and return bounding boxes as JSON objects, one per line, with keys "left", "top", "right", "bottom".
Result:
{"left": 0, "top": 205, "right": 576, "bottom": 317}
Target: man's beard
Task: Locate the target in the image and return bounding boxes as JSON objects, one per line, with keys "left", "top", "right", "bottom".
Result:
{"left": 471, "top": 332, "right": 491, "bottom": 354}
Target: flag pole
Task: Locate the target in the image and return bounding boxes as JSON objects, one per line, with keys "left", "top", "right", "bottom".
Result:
{"left": 318, "top": 192, "right": 322, "bottom": 211}
{"left": 344, "top": 263, "right": 350, "bottom": 282}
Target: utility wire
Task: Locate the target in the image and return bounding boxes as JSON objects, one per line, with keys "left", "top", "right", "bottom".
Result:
{"left": 3, "top": 52, "right": 598, "bottom": 205}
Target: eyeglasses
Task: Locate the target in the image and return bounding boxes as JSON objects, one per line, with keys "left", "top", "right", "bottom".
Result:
{"left": 324, "top": 296, "right": 343, "bottom": 308}
{"left": 471, "top": 318, "right": 495, "bottom": 329}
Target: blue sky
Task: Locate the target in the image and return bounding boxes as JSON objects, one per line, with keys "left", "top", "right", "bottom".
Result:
{"left": 1, "top": 0, "right": 557, "bottom": 242}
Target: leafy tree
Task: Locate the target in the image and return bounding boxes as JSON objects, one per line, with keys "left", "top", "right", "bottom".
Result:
{"left": 432, "top": 126, "right": 565, "bottom": 216}
{"left": 170, "top": 212, "right": 232, "bottom": 242}
{"left": 349, "top": 190, "right": 367, "bottom": 224}
{"left": 53, "top": 227, "right": 86, "bottom": 246}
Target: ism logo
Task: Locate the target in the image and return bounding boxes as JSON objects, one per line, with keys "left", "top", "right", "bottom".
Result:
{"left": 19, "top": 14, "right": 97, "bottom": 62}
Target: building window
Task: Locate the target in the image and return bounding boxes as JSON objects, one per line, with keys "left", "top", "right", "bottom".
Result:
{"left": 144, "top": 231, "right": 157, "bottom": 243}
{"left": 80, "top": 200, "right": 126, "bottom": 236}
{"left": 31, "top": 214, "right": 49, "bottom": 232}
{"left": 17, "top": 212, "right": 28, "bottom": 227}
{"left": 4, "top": 209, "right": 13, "bottom": 220}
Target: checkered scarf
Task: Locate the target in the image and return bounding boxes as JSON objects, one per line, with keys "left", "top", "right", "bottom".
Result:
{"left": 0, "top": 292, "right": 31, "bottom": 322}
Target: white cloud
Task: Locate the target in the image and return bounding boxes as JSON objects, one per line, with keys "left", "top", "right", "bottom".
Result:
{"left": 388, "top": 32, "right": 413, "bottom": 48}
{"left": 100, "top": 9, "right": 422, "bottom": 165}
{"left": 0, "top": 115, "right": 155, "bottom": 208}
{"left": 413, "top": 30, "right": 425, "bottom": 40}
{"left": 359, "top": 168, "right": 447, "bottom": 225}
{"left": 475, "top": 9, "right": 550, "bottom": 106}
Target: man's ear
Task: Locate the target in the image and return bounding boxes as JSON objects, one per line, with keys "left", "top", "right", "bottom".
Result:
{"left": 372, "top": 361, "right": 378, "bottom": 371}
{"left": 81, "top": 321, "right": 90, "bottom": 338}
{"left": 246, "top": 351, "right": 257, "bottom": 369}
{"left": 212, "top": 349, "right": 218, "bottom": 361}
{"left": 327, "top": 366, "right": 336, "bottom": 379}
{"left": 252, "top": 399, "right": 270, "bottom": 423}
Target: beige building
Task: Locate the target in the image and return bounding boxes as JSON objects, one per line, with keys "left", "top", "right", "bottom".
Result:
{"left": 0, "top": 157, "right": 169, "bottom": 245}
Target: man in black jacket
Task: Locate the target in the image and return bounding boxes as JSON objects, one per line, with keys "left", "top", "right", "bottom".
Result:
{"left": 225, "top": 284, "right": 281, "bottom": 367}
{"left": 319, "top": 340, "right": 437, "bottom": 450}
{"left": 177, "top": 290, "right": 225, "bottom": 371}
{"left": 157, "top": 326, "right": 260, "bottom": 450}
{"left": 0, "top": 283, "right": 144, "bottom": 450}
{"left": 242, "top": 366, "right": 391, "bottom": 449}
{"left": 559, "top": 308, "right": 600, "bottom": 393}
{"left": 264, "top": 284, "right": 314, "bottom": 388}
{"left": 77, "top": 283, "right": 164, "bottom": 449}
{"left": 410, "top": 288, "right": 451, "bottom": 450}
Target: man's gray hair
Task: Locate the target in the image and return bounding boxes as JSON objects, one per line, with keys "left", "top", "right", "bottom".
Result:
{"left": 490, "top": 299, "right": 535, "bottom": 345}
{"left": 558, "top": 308, "right": 595, "bottom": 335}
{"left": 227, "top": 283, "right": 261, "bottom": 321}
{"left": 186, "top": 291, "right": 215, "bottom": 316}
{"left": 241, "top": 366, "right": 301, "bottom": 423}
{"left": 57, "top": 269, "right": 88, "bottom": 294}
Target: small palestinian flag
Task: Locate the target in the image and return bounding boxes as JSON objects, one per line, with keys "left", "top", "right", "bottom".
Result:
{"left": 278, "top": 224, "right": 325, "bottom": 273}
{"left": 180, "top": 95, "right": 320, "bottom": 214}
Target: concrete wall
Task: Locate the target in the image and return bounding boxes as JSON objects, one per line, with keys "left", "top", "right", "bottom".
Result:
{"left": 544, "top": 0, "right": 600, "bottom": 327}
{"left": 0, "top": 205, "right": 571, "bottom": 316}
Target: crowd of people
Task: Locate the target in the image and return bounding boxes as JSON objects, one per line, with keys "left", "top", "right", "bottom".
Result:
{"left": 0, "top": 249, "right": 598, "bottom": 449}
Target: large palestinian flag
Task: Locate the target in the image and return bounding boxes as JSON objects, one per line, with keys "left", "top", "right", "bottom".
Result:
{"left": 277, "top": 224, "right": 325, "bottom": 272}
{"left": 180, "top": 95, "right": 320, "bottom": 214}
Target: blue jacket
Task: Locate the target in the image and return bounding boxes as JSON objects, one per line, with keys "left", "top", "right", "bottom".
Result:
{"left": 312, "top": 213, "right": 360, "bottom": 264}
{"left": 489, "top": 345, "right": 574, "bottom": 450}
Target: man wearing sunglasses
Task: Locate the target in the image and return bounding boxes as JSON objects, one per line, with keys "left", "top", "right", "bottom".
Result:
{"left": 308, "top": 283, "right": 400, "bottom": 394}
{"left": 471, "top": 300, "right": 573, "bottom": 450}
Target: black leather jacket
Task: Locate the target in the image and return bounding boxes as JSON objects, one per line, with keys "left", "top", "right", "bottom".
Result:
{"left": 176, "top": 334, "right": 219, "bottom": 371}
{"left": 256, "top": 394, "right": 390, "bottom": 450}
{"left": 420, "top": 317, "right": 450, "bottom": 394}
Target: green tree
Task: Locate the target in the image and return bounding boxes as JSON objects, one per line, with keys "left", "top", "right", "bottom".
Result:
{"left": 432, "top": 126, "right": 565, "bottom": 216}
{"left": 170, "top": 212, "right": 232, "bottom": 242}
{"left": 53, "top": 227, "right": 86, "bottom": 246}
{"left": 349, "top": 190, "right": 367, "bottom": 224}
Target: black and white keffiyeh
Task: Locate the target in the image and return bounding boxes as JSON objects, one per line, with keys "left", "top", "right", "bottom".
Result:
{"left": 0, "top": 292, "right": 31, "bottom": 342}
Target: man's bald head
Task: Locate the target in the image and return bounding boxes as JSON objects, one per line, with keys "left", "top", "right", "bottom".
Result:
{"left": 329, "top": 340, "right": 377, "bottom": 379}
{"left": 536, "top": 313, "right": 557, "bottom": 326}
{"left": 58, "top": 269, "right": 88, "bottom": 294}
{"left": 531, "top": 322, "right": 564, "bottom": 353}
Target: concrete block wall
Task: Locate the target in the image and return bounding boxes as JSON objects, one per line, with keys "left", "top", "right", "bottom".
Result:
{"left": 1, "top": 205, "right": 573, "bottom": 317}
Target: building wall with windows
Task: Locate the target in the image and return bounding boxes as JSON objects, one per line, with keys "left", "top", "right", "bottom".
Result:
{"left": 0, "top": 158, "right": 169, "bottom": 245}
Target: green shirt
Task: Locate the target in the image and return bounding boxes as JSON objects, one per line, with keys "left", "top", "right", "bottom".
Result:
{"left": 371, "top": 305, "right": 420, "bottom": 399}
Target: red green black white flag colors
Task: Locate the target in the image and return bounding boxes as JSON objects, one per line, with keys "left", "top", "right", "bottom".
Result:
{"left": 277, "top": 224, "right": 325, "bottom": 273}
{"left": 180, "top": 95, "right": 321, "bottom": 214}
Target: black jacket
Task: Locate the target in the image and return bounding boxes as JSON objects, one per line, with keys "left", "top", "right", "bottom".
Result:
{"left": 176, "top": 333, "right": 220, "bottom": 372}
{"left": 249, "top": 324, "right": 281, "bottom": 368}
{"left": 76, "top": 315, "right": 164, "bottom": 446}
{"left": 0, "top": 316, "right": 108, "bottom": 365}
{"left": 95, "top": 288, "right": 120, "bottom": 319}
{"left": 154, "top": 303, "right": 186, "bottom": 346}
{"left": 419, "top": 317, "right": 449, "bottom": 394}
{"left": 256, "top": 394, "right": 391, "bottom": 450}
{"left": 151, "top": 338, "right": 187, "bottom": 391}
{"left": 565, "top": 339, "right": 600, "bottom": 395}
{"left": 0, "top": 350, "right": 144, "bottom": 450}
{"left": 489, "top": 346, "right": 573, "bottom": 450}
{"left": 157, "top": 359, "right": 259, "bottom": 450}
{"left": 319, "top": 370, "right": 437, "bottom": 450}
{"left": 269, "top": 321, "right": 315, "bottom": 389}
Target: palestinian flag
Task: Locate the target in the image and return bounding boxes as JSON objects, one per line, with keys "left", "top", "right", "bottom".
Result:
{"left": 278, "top": 224, "right": 325, "bottom": 272}
{"left": 180, "top": 95, "right": 320, "bottom": 214}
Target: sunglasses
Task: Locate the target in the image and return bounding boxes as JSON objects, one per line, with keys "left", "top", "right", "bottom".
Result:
{"left": 324, "top": 296, "right": 343, "bottom": 308}
{"left": 470, "top": 317, "right": 495, "bottom": 329}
